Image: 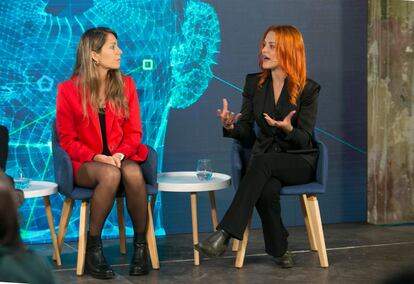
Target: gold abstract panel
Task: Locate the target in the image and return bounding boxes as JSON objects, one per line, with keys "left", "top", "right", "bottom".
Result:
{"left": 368, "top": 0, "right": 414, "bottom": 224}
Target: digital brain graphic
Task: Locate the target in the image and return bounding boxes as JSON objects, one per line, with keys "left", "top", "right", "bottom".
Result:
{"left": 0, "top": 0, "right": 220, "bottom": 242}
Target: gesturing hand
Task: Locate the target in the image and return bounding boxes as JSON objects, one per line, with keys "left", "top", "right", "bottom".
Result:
{"left": 216, "top": 98, "right": 241, "bottom": 130}
{"left": 93, "top": 154, "right": 118, "bottom": 167}
{"left": 263, "top": 110, "right": 296, "bottom": 134}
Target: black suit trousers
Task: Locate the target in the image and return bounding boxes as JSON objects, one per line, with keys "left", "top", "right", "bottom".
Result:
{"left": 218, "top": 152, "right": 314, "bottom": 257}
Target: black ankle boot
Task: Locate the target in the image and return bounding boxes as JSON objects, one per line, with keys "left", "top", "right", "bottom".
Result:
{"left": 274, "top": 251, "right": 294, "bottom": 268}
{"left": 195, "top": 229, "right": 231, "bottom": 257}
{"left": 129, "top": 234, "right": 150, "bottom": 276}
{"left": 85, "top": 233, "right": 114, "bottom": 279}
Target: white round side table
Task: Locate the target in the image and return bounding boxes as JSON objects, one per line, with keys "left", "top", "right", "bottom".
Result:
{"left": 158, "top": 171, "right": 231, "bottom": 266}
{"left": 22, "top": 181, "right": 61, "bottom": 266}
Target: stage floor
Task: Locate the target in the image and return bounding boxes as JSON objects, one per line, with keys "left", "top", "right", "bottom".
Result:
{"left": 30, "top": 223, "right": 414, "bottom": 283}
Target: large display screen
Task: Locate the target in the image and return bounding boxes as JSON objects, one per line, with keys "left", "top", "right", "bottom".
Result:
{"left": 0, "top": 0, "right": 220, "bottom": 243}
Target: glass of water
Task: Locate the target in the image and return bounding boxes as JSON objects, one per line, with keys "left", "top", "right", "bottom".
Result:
{"left": 196, "top": 159, "right": 213, "bottom": 181}
{"left": 13, "top": 168, "right": 30, "bottom": 190}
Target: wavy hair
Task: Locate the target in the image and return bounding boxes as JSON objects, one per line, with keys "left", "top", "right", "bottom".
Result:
{"left": 72, "top": 27, "right": 128, "bottom": 118}
{"left": 258, "top": 25, "right": 307, "bottom": 105}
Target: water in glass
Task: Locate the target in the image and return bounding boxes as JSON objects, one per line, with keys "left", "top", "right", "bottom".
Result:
{"left": 14, "top": 168, "right": 30, "bottom": 189}
{"left": 196, "top": 159, "right": 213, "bottom": 181}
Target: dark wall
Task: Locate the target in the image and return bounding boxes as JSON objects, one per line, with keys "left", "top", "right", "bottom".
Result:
{"left": 162, "top": 0, "right": 367, "bottom": 234}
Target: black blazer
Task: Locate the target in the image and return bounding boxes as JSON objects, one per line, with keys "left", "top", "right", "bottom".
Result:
{"left": 224, "top": 73, "right": 321, "bottom": 169}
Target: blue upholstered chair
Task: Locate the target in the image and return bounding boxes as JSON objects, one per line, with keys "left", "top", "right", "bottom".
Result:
{"left": 231, "top": 131, "right": 329, "bottom": 268}
{"left": 51, "top": 122, "right": 159, "bottom": 275}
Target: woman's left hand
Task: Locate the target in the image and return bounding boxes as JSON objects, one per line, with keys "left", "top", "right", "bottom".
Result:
{"left": 112, "top": 153, "right": 124, "bottom": 168}
{"left": 263, "top": 111, "right": 296, "bottom": 134}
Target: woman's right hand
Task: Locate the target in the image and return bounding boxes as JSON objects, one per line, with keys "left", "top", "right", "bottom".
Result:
{"left": 93, "top": 154, "right": 118, "bottom": 167}
{"left": 216, "top": 98, "right": 241, "bottom": 130}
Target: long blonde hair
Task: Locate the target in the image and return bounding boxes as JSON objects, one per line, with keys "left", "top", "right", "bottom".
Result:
{"left": 72, "top": 27, "right": 128, "bottom": 118}
{"left": 258, "top": 25, "right": 307, "bottom": 106}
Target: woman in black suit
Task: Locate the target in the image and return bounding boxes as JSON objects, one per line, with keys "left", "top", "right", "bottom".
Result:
{"left": 196, "top": 25, "right": 321, "bottom": 268}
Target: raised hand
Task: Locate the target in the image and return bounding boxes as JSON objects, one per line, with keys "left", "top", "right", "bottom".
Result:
{"left": 263, "top": 110, "right": 296, "bottom": 134}
{"left": 216, "top": 98, "right": 241, "bottom": 130}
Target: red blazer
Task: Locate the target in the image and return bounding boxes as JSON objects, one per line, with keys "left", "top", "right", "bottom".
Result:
{"left": 56, "top": 75, "right": 148, "bottom": 177}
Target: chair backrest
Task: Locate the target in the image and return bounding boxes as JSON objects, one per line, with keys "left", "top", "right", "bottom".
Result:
{"left": 231, "top": 129, "right": 328, "bottom": 193}
{"left": 51, "top": 120, "right": 75, "bottom": 197}
{"left": 313, "top": 131, "right": 328, "bottom": 189}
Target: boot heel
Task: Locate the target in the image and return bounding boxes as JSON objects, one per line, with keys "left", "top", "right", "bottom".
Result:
{"left": 85, "top": 233, "right": 115, "bottom": 279}
{"left": 130, "top": 234, "right": 150, "bottom": 276}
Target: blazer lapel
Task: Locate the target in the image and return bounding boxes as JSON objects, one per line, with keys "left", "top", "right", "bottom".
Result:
{"left": 253, "top": 80, "right": 267, "bottom": 124}
{"left": 253, "top": 79, "right": 274, "bottom": 135}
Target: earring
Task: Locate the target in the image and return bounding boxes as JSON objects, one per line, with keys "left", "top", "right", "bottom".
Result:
{"left": 92, "top": 59, "right": 99, "bottom": 66}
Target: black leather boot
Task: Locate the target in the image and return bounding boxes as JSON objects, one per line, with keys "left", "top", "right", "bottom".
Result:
{"left": 129, "top": 234, "right": 150, "bottom": 276}
{"left": 85, "top": 233, "right": 114, "bottom": 279}
{"left": 195, "top": 229, "right": 231, "bottom": 257}
{"left": 274, "top": 251, "right": 294, "bottom": 268}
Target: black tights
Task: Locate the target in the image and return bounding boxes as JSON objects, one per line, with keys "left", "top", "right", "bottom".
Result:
{"left": 75, "top": 160, "right": 148, "bottom": 237}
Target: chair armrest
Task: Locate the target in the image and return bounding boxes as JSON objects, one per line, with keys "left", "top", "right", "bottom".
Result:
{"left": 141, "top": 145, "right": 158, "bottom": 190}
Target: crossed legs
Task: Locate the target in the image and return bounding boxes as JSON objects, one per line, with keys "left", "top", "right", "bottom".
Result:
{"left": 197, "top": 152, "right": 314, "bottom": 261}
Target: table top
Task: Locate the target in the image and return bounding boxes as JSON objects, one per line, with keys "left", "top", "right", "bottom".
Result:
{"left": 22, "top": 181, "right": 58, "bottom": 198}
{"left": 158, "top": 171, "right": 231, "bottom": 193}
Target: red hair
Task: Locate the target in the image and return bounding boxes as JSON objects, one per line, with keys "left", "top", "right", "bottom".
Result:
{"left": 258, "top": 25, "right": 307, "bottom": 105}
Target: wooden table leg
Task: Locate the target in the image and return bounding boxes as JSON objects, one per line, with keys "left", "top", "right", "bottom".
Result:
{"left": 209, "top": 191, "right": 218, "bottom": 231}
{"left": 190, "top": 192, "right": 199, "bottom": 266}
{"left": 43, "top": 196, "right": 61, "bottom": 266}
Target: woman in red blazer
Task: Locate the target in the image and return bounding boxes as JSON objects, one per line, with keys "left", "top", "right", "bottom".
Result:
{"left": 56, "top": 27, "right": 149, "bottom": 279}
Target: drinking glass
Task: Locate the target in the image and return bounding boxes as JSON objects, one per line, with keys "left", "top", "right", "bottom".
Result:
{"left": 196, "top": 159, "right": 213, "bottom": 181}
{"left": 13, "top": 168, "right": 30, "bottom": 190}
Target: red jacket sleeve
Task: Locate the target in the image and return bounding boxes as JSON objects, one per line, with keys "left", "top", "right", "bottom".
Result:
{"left": 115, "top": 77, "right": 143, "bottom": 158}
{"left": 56, "top": 82, "right": 97, "bottom": 162}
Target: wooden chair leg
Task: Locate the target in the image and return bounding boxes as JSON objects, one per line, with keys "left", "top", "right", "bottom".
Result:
{"left": 76, "top": 200, "right": 89, "bottom": 276}
{"left": 146, "top": 198, "right": 159, "bottom": 269}
{"left": 307, "top": 196, "right": 329, "bottom": 268}
{"left": 235, "top": 218, "right": 251, "bottom": 268}
{"left": 116, "top": 197, "right": 127, "bottom": 255}
{"left": 232, "top": 239, "right": 240, "bottom": 252}
{"left": 150, "top": 194, "right": 156, "bottom": 212}
{"left": 56, "top": 198, "right": 74, "bottom": 257}
{"left": 300, "top": 194, "right": 317, "bottom": 251}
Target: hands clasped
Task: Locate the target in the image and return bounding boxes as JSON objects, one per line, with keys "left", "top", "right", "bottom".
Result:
{"left": 93, "top": 153, "right": 125, "bottom": 168}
